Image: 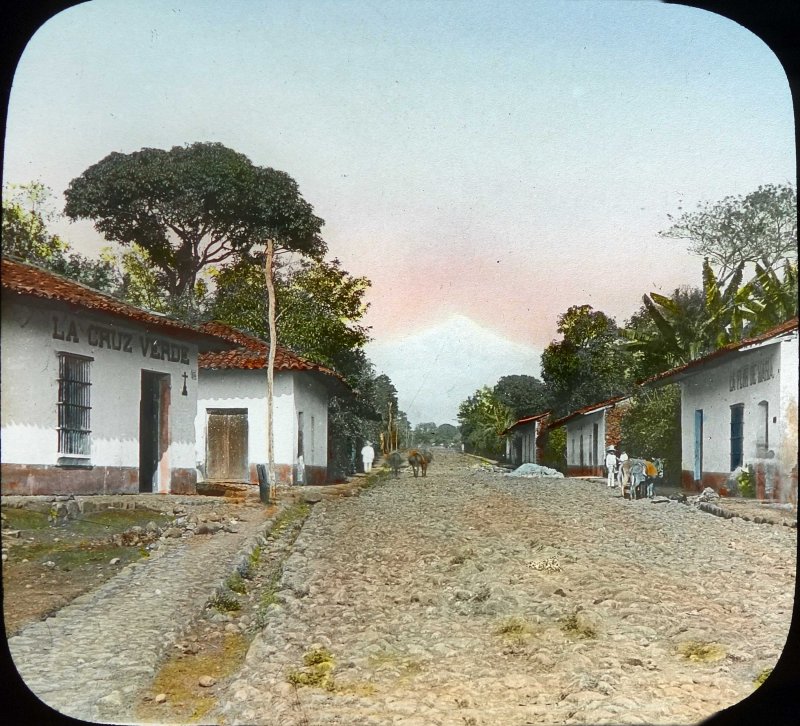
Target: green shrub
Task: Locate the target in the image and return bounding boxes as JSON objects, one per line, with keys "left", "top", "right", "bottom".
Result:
{"left": 619, "top": 385, "right": 681, "bottom": 486}
{"left": 209, "top": 592, "right": 241, "bottom": 613}
{"left": 738, "top": 468, "right": 755, "bottom": 498}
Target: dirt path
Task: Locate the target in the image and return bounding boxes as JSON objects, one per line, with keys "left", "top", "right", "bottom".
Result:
{"left": 210, "top": 450, "right": 796, "bottom": 726}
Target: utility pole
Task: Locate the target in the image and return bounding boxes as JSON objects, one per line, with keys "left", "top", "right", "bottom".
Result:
{"left": 387, "top": 401, "right": 393, "bottom": 455}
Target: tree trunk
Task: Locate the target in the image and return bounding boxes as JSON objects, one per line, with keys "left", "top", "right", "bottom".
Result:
{"left": 264, "top": 238, "right": 278, "bottom": 504}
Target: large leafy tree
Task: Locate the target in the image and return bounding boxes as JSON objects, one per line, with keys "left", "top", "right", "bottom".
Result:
{"left": 661, "top": 183, "right": 797, "bottom": 286}
{"left": 493, "top": 374, "right": 551, "bottom": 420}
{"left": 63, "top": 142, "right": 326, "bottom": 298}
{"left": 412, "top": 422, "right": 438, "bottom": 446}
{"left": 458, "top": 387, "right": 514, "bottom": 457}
{"left": 434, "top": 423, "right": 460, "bottom": 447}
{"left": 209, "top": 256, "right": 370, "bottom": 379}
{"left": 540, "top": 305, "right": 632, "bottom": 416}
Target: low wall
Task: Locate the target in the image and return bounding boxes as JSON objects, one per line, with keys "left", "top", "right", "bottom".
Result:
{"left": 1, "top": 464, "right": 196, "bottom": 496}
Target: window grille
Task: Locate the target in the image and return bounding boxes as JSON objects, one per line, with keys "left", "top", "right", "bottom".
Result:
{"left": 57, "top": 353, "right": 92, "bottom": 456}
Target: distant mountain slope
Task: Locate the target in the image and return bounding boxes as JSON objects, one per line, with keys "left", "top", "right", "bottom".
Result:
{"left": 366, "top": 315, "right": 543, "bottom": 425}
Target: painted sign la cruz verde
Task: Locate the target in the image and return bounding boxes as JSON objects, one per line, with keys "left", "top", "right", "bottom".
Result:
{"left": 52, "top": 315, "right": 191, "bottom": 364}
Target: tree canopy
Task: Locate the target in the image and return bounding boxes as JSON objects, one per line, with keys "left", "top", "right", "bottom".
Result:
{"left": 63, "top": 142, "right": 325, "bottom": 299}
{"left": 493, "top": 374, "right": 551, "bottom": 420}
{"left": 208, "top": 256, "right": 371, "bottom": 380}
{"left": 540, "top": 305, "right": 632, "bottom": 416}
{"left": 458, "top": 387, "right": 514, "bottom": 457}
{"left": 661, "top": 183, "right": 797, "bottom": 285}
{"left": 3, "top": 182, "right": 120, "bottom": 293}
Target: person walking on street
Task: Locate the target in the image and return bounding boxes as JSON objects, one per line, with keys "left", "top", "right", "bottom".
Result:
{"left": 361, "top": 441, "right": 375, "bottom": 473}
{"left": 605, "top": 446, "right": 618, "bottom": 488}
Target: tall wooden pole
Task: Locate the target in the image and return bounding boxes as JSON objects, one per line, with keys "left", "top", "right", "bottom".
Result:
{"left": 387, "top": 401, "right": 393, "bottom": 455}
{"left": 264, "top": 239, "right": 277, "bottom": 504}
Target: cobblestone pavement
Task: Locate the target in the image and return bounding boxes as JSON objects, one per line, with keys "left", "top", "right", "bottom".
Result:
{"left": 215, "top": 451, "right": 796, "bottom": 726}
{"left": 7, "top": 500, "right": 274, "bottom": 723}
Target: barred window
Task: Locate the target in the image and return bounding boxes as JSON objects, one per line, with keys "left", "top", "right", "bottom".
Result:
{"left": 57, "top": 353, "right": 92, "bottom": 456}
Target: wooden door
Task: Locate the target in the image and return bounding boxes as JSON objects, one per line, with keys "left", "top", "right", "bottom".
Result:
{"left": 206, "top": 409, "right": 249, "bottom": 481}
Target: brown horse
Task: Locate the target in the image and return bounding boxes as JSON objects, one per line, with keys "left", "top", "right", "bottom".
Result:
{"left": 408, "top": 448, "right": 433, "bottom": 477}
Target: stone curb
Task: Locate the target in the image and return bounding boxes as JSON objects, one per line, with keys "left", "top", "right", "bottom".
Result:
{"left": 697, "top": 501, "right": 797, "bottom": 528}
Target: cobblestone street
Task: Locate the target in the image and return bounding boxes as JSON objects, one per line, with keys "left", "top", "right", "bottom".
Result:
{"left": 215, "top": 451, "right": 796, "bottom": 726}
{"left": 6, "top": 451, "right": 797, "bottom": 725}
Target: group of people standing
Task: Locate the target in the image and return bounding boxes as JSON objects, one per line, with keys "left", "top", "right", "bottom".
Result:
{"left": 604, "top": 445, "right": 628, "bottom": 488}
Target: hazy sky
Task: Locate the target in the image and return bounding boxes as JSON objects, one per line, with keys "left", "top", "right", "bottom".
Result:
{"left": 3, "top": 0, "right": 795, "bottom": 423}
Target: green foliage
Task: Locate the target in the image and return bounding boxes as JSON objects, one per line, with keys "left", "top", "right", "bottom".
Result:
{"left": 208, "top": 591, "right": 241, "bottom": 613}
{"left": 225, "top": 571, "right": 248, "bottom": 595}
{"left": 209, "top": 256, "right": 371, "bottom": 379}
{"left": 3, "top": 182, "right": 120, "bottom": 294}
{"left": 63, "top": 142, "right": 325, "bottom": 301}
{"left": 661, "top": 183, "right": 797, "bottom": 286}
{"left": 435, "top": 423, "right": 460, "bottom": 447}
{"left": 737, "top": 467, "right": 755, "bottom": 498}
{"left": 458, "top": 387, "right": 514, "bottom": 457}
{"left": 625, "top": 258, "right": 797, "bottom": 380}
{"left": 676, "top": 641, "right": 726, "bottom": 662}
{"left": 413, "top": 422, "right": 437, "bottom": 446}
{"left": 618, "top": 385, "right": 681, "bottom": 486}
{"left": 540, "top": 426, "right": 566, "bottom": 472}
{"left": 541, "top": 305, "right": 633, "bottom": 416}
{"left": 287, "top": 648, "right": 336, "bottom": 691}
{"left": 493, "top": 375, "right": 551, "bottom": 419}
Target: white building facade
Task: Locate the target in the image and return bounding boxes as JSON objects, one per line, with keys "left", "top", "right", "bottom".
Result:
{"left": 555, "top": 396, "right": 630, "bottom": 478}
{"left": 195, "top": 325, "right": 348, "bottom": 486}
{"left": 646, "top": 319, "right": 798, "bottom": 502}
{"left": 503, "top": 412, "right": 549, "bottom": 467}
{"left": 1, "top": 258, "right": 230, "bottom": 496}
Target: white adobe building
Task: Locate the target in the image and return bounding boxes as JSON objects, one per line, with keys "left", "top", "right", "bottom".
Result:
{"left": 503, "top": 411, "right": 550, "bottom": 467}
{"left": 195, "top": 324, "right": 350, "bottom": 486}
{"left": 643, "top": 318, "right": 798, "bottom": 502}
{"left": 1, "top": 258, "right": 232, "bottom": 496}
{"left": 551, "top": 394, "right": 631, "bottom": 478}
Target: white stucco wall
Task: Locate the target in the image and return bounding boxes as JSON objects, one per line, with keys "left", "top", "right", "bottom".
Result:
{"left": 1, "top": 296, "right": 199, "bottom": 481}
{"left": 778, "top": 335, "right": 799, "bottom": 482}
{"left": 678, "top": 339, "right": 787, "bottom": 476}
{"left": 519, "top": 422, "right": 538, "bottom": 464}
{"left": 195, "top": 368, "right": 294, "bottom": 470}
{"left": 566, "top": 410, "right": 605, "bottom": 468}
{"left": 195, "top": 369, "right": 330, "bottom": 477}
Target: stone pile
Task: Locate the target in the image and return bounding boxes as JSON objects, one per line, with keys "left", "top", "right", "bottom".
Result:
{"left": 507, "top": 463, "right": 565, "bottom": 478}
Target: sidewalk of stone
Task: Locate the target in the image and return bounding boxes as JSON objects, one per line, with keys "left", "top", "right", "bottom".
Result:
{"left": 4, "top": 467, "right": 389, "bottom": 724}
{"left": 6, "top": 498, "right": 277, "bottom": 723}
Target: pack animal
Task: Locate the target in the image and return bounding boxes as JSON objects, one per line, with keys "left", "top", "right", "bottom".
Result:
{"left": 387, "top": 451, "right": 404, "bottom": 478}
{"left": 620, "top": 458, "right": 664, "bottom": 499}
{"left": 408, "top": 448, "right": 433, "bottom": 477}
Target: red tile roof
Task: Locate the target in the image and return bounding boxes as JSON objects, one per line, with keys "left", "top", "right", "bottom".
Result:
{"left": 502, "top": 410, "right": 551, "bottom": 435}
{"left": 1, "top": 257, "right": 232, "bottom": 349}
{"left": 549, "top": 393, "right": 631, "bottom": 430}
{"left": 640, "top": 317, "right": 799, "bottom": 387}
{"left": 198, "top": 322, "right": 350, "bottom": 390}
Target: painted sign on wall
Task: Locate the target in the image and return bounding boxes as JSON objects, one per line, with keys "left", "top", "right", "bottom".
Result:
{"left": 52, "top": 316, "right": 190, "bottom": 364}
{"left": 729, "top": 356, "right": 774, "bottom": 392}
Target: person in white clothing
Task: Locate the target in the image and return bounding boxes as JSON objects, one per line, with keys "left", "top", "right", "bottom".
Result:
{"left": 605, "top": 447, "right": 618, "bottom": 488}
{"left": 617, "top": 450, "right": 629, "bottom": 487}
{"left": 361, "top": 441, "right": 375, "bottom": 473}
